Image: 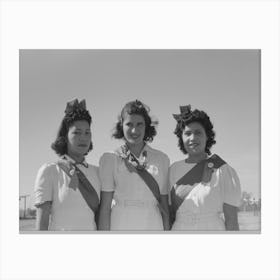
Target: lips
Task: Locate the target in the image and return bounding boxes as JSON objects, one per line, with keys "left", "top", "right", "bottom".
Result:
{"left": 78, "top": 144, "right": 88, "bottom": 147}
{"left": 130, "top": 135, "right": 140, "bottom": 140}
{"left": 189, "top": 143, "right": 199, "bottom": 148}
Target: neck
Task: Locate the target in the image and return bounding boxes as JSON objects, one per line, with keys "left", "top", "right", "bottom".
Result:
{"left": 185, "top": 152, "right": 207, "bottom": 163}
{"left": 126, "top": 142, "right": 145, "bottom": 158}
{"left": 67, "top": 152, "right": 84, "bottom": 163}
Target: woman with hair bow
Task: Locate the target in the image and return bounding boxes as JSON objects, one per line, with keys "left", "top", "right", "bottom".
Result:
{"left": 169, "top": 105, "right": 241, "bottom": 231}
{"left": 34, "top": 99, "right": 100, "bottom": 231}
{"left": 98, "top": 100, "right": 170, "bottom": 231}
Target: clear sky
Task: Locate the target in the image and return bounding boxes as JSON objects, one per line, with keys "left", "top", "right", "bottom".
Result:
{"left": 19, "top": 49, "right": 260, "bottom": 208}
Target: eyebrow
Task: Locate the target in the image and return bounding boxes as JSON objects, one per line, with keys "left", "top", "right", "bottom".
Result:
{"left": 124, "top": 121, "right": 144, "bottom": 124}
{"left": 73, "top": 128, "right": 90, "bottom": 131}
{"left": 184, "top": 128, "right": 202, "bottom": 132}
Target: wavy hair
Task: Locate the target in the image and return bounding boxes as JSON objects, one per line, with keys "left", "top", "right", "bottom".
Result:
{"left": 51, "top": 103, "right": 93, "bottom": 156}
{"left": 112, "top": 99, "right": 158, "bottom": 143}
{"left": 173, "top": 106, "right": 216, "bottom": 155}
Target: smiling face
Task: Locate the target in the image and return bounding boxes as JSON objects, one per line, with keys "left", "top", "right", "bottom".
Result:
{"left": 66, "top": 120, "right": 92, "bottom": 159}
{"left": 122, "top": 113, "right": 146, "bottom": 147}
{"left": 182, "top": 122, "right": 207, "bottom": 156}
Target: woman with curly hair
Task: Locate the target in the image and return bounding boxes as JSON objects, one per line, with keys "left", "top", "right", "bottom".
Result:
{"left": 34, "top": 99, "right": 100, "bottom": 231}
{"left": 169, "top": 105, "right": 241, "bottom": 231}
{"left": 98, "top": 100, "right": 170, "bottom": 231}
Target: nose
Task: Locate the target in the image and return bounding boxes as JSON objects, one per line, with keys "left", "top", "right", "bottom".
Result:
{"left": 131, "top": 127, "right": 137, "bottom": 133}
{"left": 189, "top": 133, "right": 195, "bottom": 140}
{"left": 80, "top": 133, "right": 90, "bottom": 142}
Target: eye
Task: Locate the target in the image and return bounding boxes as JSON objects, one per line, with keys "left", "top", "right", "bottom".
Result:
{"left": 73, "top": 131, "right": 82, "bottom": 135}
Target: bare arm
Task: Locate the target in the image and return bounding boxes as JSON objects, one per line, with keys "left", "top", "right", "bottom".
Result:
{"left": 35, "top": 201, "right": 52, "bottom": 230}
{"left": 223, "top": 203, "right": 239, "bottom": 231}
{"left": 160, "top": 194, "right": 170, "bottom": 230}
{"left": 98, "top": 191, "right": 114, "bottom": 230}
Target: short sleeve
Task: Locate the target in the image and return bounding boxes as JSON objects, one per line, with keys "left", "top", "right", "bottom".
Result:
{"left": 160, "top": 154, "right": 170, "bottom": 195}
{"left": 220, "top": 164, "right": 242, "bottom": 207}
{"left": 34, "top": 163, "right": 56, "bottom": 207}
{"left": 99, "top": 152, "right": 117, "bottom": 192}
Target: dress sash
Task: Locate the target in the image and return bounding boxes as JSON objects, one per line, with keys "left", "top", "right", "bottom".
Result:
{"left": 170, "top": 154, "right": 226, "bottom": 217}
{"left": 122, "top": 158, "right": 169, "bottom": 218}
{"left": 57, "top": 159, "right": 100, "bottom": 215}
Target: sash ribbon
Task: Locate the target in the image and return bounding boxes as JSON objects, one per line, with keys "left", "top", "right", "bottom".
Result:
{"left": 122, "top": 156, "right": 168, "bottom": 218}
{"left": 170, "top": 154, "right": 226, "bottom": 218}
{"left": 57, "top": 159, "right": 100, "bottom": 215}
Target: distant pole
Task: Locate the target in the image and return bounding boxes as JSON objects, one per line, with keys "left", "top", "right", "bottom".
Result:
{"left": 19, "top": 195, "right": 30, "bottom": 218}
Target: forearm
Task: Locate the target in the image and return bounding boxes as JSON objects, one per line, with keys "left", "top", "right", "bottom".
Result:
{"left": 36, "top": 219, "right": 49, "bottom": 230}
{"left": 225, "top": 218, "right": 239, "bottom": 230}
{"left": 160, "top": 195, "right": 170, "bottom": 230}
{"left": 162, "top": 215, "right": 170, "bottom": 230}
{"left": 98, "top": 207, "right": 111, "bottom": 230}
{"left": 36, "top": 207, "right": 50, "bottom": 230}
{"left": 223, "top": 203, "right": 239, "bottom": 231}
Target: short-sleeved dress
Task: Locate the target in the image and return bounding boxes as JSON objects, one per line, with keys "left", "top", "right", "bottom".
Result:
{"left": 99, "top": 145, "right": 170, "bottom": 230}
{"left": 169, "top": 158, "right": 241, "bottom": 231}
{"left": 34, "top": 156, "right": 101, "bottom": 231}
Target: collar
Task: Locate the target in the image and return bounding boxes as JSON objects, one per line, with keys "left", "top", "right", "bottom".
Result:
{"left": 62, "top": 154, "right": 89, "bottom": 168}
{"left": 125, "top": 143, "right": 151, "bottom": 159}
{"left": 132, "top": 143, "right": 150, "bottom": 160}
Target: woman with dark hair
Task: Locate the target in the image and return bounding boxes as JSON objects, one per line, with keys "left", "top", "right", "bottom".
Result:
{"left": 34, "top": 99, "right": 100, "bottom": 231}
{"left": 98, "top": 100, "right": 170, "bottom": 230}
{"left": 169, "top": 105, "right": 241, "bottom": 231}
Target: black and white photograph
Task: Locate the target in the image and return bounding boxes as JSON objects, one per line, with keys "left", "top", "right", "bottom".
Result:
{"left": 1, "top": 1, "right": 279, "bottom": 280}
{"left": 19, "top": 49, "right": 260, "bottom": 233}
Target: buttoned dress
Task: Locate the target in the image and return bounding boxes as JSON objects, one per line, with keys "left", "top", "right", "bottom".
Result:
{"left": 169, "top": 158, "right": 241, "bottom": 231}
{"left": 99, "top": 145, "right": 170, "bottom": 230}
{"left": 34, "top": 156, "right": 101, "bottom": 231}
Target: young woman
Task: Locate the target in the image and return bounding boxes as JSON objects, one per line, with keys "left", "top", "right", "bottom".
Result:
{"left": 98, "top": 100, "right": 170, "bottom": 231}
{"left": 34, "top": 99, "right": 100, "bottom": 231}
{"left": 169, "top": 105, "right": 241, "bottom": 231}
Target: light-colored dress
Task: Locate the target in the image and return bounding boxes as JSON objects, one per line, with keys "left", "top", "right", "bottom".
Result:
{"left": 99, "top": 145, "right": 170, "bottom": 230}
{"left": 34, "top": 155, "right": 101, "bottom": 231}
{"left": 169, "top": 158, "right": 241, "bottom": 231}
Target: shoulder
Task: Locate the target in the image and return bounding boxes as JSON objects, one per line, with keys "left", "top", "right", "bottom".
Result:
{"left": 218, "top": 162, "right": 240, "bottom": 185}
{"left": 35, "top": 162, "right": 59, "bottom": 184}
{"left": 170, "top": 159, "right": 185, "bottom": 171}
{"left": 37, "top": 162, "right": 58, "bottom": 175}
{"left": 100, "top": 151, "right": 119, "bottom": 161}
{"left": 99, "top": 151, "right": 120, "bottom": 168}
{"left": 220, "top": 163, "right": 238, "bottom": 175}
{"left": 146, "top": 145, "right": 170, "bottom": 163}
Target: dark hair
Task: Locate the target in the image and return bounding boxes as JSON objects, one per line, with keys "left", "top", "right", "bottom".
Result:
{"left": 173, "top": 105, "right": 216, "bottom": 155}
{"left": 112, "top": 99, "right": 158, "bottom": 143}
{"left": 51, "top": 102, "right": 93, "bottom": 156}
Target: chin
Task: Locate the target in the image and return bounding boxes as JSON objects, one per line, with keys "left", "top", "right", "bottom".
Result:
{"left": 76, "top": 148, "right": 88, "bottom": 155}
{"left": 127, "top": 138, "right": 139, "bottom": 144}
{"left": 187, "top": 149, "right": 201, "bottom": 155}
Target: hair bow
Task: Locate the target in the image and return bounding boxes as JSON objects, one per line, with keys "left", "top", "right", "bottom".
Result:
{"left": 172, "top": 105, "right": 192, "bottom": 121}
{"left": 135, "top": 99, "right": 144, "bottom": 108}
{"left": 65, "top": 99, "right": 86, "bottom": 114}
